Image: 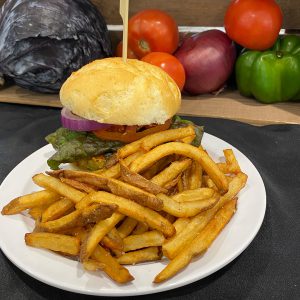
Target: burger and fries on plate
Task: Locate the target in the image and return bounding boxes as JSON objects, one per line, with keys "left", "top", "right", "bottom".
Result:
{"left": 1, "top": 58, "right": 248, "bottom": 284}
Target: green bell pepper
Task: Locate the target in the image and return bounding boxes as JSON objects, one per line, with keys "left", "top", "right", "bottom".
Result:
{"left": 235, "top": 35, "right": 300, "bottom": 104}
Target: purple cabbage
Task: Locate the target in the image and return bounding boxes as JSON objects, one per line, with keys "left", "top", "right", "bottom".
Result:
{"left": 0, "top": 0, "right": 112, "bottom": 93}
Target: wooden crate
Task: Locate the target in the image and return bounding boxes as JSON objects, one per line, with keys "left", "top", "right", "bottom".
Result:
{"left": 0, "top": 0, "right": 299, "bottom": 125}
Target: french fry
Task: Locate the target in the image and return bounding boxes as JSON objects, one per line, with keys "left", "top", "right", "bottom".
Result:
{"left": 100, "top": 151, "right": 144, "bottom": 178}
{"left": 101, "top": 227, "right": 123, "bottom": 251}
{"left": 123, "top": 230, "right": 165, "bottom": 252}
{"left": 107, "top": 178, "right": 163, "bottom": 211}
{"left": 28, "top": 204, "right": 50, "bottom": 220}
{"left": 33, "top": 173, "right": 86, "bottom": 203}
{"left": 117, "top": 126, "right": 195, "bottom": 158}
{"left": 162, "top": 173, "right": 247, "bottom": 259}
{"left": 132, "top": 221, "right": 149, "bottom": 235}
{"left": 80, "top": 212, "right": 124, "bottom": 261}
{"left": 141, "top": 126, "right": 196, "bottom": 151}
{"left": 1, "top": 189, "right": 60, "bottom": 215}
{"left": 60, "top": 177, "right": 97, "bottom": 193}
{"left": 47, "top": 170, "right": 108, "bottom": 190}
{"left": 154, "top": 198, "right": 237, "bottom": 283}
{"left": 130, "top": 142, "right": 228, "bottom": 194}
{"left": 83, "top": 259, "right": 106, "bottom": 271}
{"left": 142, "top": 156, "right": 174, "bottom": 179}
{"left": 157, "top": 192, "right": 220, "bottom": 217}
{"left": 92, "top": 245, "right": 134, "bottom": 283}
{"left": 150, "top": 158, "right": 192, "bottom": 187}
{"left": 117, "top": 217, "right": 138, "bottom": 238}
{"left": 25, "top": 232, "right": 80, "bottom": 256}
{"left": 117, "top": 247, "right": 162, "bottom": 265}
{"left": 119, "top": 161, "right": 168, "bottom": 194}
{"left": 224, "top": 149, "right": 242, "bottom": 174}
{"left": 177, "top": 176, "right": 184, "bottom": 192}
{"left": 76, "top": 191, "right": 175, "bottom": 237}
{"left": 171, "top": 188, "right": 215, "bottom": 202}
{"left": 203, "top": 175, "right": 218, "bottom": 191}
{"left": 187, "top": 161, "right": 202, "bottom": 189}
{"left": 38, "top": 203, "right": 117, "bottom": 233}
{"left": 173, "top": 217, "right": 190, "bottom": 234}
{"left": 42, "top": 197, "right": 74, "bottom": 222}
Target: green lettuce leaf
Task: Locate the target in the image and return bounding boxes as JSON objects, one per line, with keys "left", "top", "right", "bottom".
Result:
{"left": 45, "top": 128, "right": 123, "bottom": 169}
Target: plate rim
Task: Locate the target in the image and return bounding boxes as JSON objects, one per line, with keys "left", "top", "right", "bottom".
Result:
{"left": 0, "top": 133, "right": 267, "bottom": 296}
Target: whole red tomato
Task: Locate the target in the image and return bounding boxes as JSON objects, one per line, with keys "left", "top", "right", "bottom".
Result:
{"left": 224, "top": 0, "right": 283, "bottom": 50}
{"left": 115, "top": 41, "right": 138, "bottom": 59}
{"left": 141, "top": 52, "right": 185, "bottom": 91}
{"left": 128, "top": 9, "right": 179, "bottom": 58}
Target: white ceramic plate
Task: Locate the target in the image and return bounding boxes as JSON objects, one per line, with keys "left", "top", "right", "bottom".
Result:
{"left": 0, "top": 133, "right": 266, "bottom": 296}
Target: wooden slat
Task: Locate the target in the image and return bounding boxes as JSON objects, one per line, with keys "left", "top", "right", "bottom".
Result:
{"left": 0, "top": 0, "right": 300, "bottom": 28}
{"left": 0, "top": 85, "right": 299, "bottom": 126}
{"left": 93, "top": 0, "right": 299, "bottom": 29}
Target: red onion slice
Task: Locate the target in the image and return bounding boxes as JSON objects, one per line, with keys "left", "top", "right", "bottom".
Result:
{"left": 61, "top": 108, "right": 112, "bottom": 131}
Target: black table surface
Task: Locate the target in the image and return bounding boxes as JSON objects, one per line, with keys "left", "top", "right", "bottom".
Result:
{"left": 0, "top": 103, "right": 299, "bottom": 300}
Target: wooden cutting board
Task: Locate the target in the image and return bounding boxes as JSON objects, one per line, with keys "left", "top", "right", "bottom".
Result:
{"left": 0, "top": 85, "right": 299, "bottom": 126}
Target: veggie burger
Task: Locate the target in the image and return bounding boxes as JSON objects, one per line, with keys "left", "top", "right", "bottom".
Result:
{"left": 46, "top": 57, "right": 202, "bottom": 170}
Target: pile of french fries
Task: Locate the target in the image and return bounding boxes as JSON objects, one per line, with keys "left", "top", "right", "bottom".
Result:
{"left": 1, "top": 125, "right": 248, "bottom": 284}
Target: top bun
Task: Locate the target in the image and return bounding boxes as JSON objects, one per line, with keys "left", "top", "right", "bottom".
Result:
{"left": 60, "top": 57, "right": 181, "bottom": 126}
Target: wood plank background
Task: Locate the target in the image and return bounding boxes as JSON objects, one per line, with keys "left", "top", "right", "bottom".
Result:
{"left": 0, "top": 85, "right": 299, "bottom": 126}
{"left": 0, "top": 0, "right": 300, "bottom": 29}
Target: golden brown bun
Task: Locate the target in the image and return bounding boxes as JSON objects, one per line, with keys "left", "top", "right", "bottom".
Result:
{"left": 60, "top": 57, "right": 181, "bottom": 126}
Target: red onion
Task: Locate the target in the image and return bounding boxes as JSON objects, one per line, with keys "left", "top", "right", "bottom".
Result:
{"left": 175, "top": 29, "right": 236, "bottom": 95}
{"left": 61, "top": 108, "right": 111, "bottom": 131}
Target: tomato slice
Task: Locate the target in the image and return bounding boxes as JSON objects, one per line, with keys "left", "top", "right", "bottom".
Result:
{"left": 93, "top": 119, "right": 172, "bottom": 143}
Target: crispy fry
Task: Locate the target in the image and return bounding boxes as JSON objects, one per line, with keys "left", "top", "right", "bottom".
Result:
{"left": 107, "top": 178, "right": 163, "bottom": 211}
{"left": 25, "top": 232, "right": 80, "bottom": 256}
{"left": 163, "top": 175, "right": 181, "bottom": 191}
{"left": 38, "top": 203, "right": 117, "bottom": 233}
{"left": 76, "top": 191, "right": 175, "bottom": 237}
{"left": 132, "top": 221, "right": 149, "bottom": 235}
{"left": 123, "top": 230, "right": 165, "bottom": 252}
{"left": 163, "top": 173, "right": 247, "bottom": 259}
{"left": 83, "top": 259, "right": 106, "bottom": 271}
{"left": 120, "top": 161, "right": 168, "bottom": 194}
{"left": 100, "top": 151, "right": 144, "bottom": 178}
{"left": 28, "top": 204, "right": 50, "bottom": 220}
{"left": 1, "top": 189, "right": 60, "bottom": 215}
{"left": 47, "top": 170, "right": 108, "bottom": 190}
{"left": 224, "top": 149, "right": 242, "bottom": 174}
{"left": 157, "top": 192, "right": 220, "bottom": 217}
{"left": 142, "top": 156, "right": 174, "bottom": 179}
{"left": 33, "top": 173, "right": 86, "bottom": 203}
{"left": 173, "top": 217, "right": 190, "bottom": 234}
{"left": 202, "top": 175, "right": 218, "bottom": 191}
{"left": 101, "top": 227, "right": 123, "bottom": 251}
{"left": 150, "top": 158, "right": 192, "bottom": 187}
{"left": 177, "top": 176, "right": 184, "bottom": 192}
{"left": 117, "top": 217, "right": 138, "bottom": 238}
{"left": 130, "top": 142, "right": 228, "bottom": 193}
{"left": 171, "top": 188, "right": 215, "bottom": 202}
{"left": 92, "top": 245, "right": 134, "bottom": 283}
{"left": 80, "top": 212, "right": 124, "bottom": 261}
{"left": 155, "top": 198, "right": 237, "bottom": 283}
{"left": 180, "top": 135, "right": 196, "bottom": 144}
{"left": 117, "top": 126, "right": 195, "bottom": 159}
{"left": 60, "top": 177, "right": 97, "bottom": 193}
{"left": 141, "top": 126, "right": 196, "bottom": 151}
{"left": 42, "top": 197, "right": 74, "bottom": 222}
{"left": 117, "top": 247, "right": 162, "bottom": 265}
{"left": 188, "top": 161, "right": 202, "bottom": 189}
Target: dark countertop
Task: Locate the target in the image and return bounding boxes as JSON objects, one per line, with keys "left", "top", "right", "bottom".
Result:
{"left": 0, "top": 103, "right": 299, "bottom": 300}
